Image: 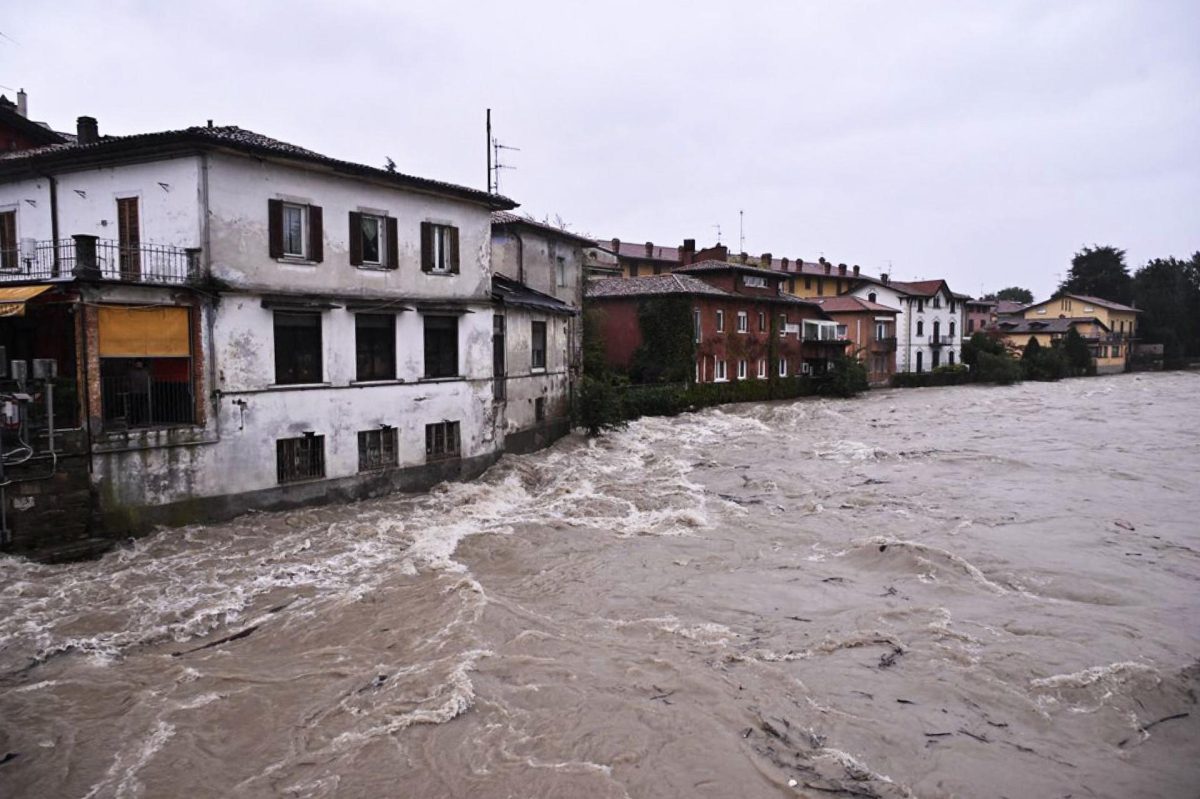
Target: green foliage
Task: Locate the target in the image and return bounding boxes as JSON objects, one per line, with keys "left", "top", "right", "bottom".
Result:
{"left": 630, "top": 297, "right": 695, "bottom": 384}
{"left": 581, "top": 306, "right": 610, "bottom": 379}
{"left": 1061, "top": 327, "right": 1093, "bottom": 375}
{"left": 984, "top": 286, "right": 1034, "bottom": 304}
{"left": 1132, "top": 253, "right": 1200, "bottom": 362}
{"left": 1059, "top": 245, "right": 1133, "bottom": 305}
{"left": 820, "top": 355, "right": 869, "bottom": 398}
{"left": 1022, "top": 337, "right": 1042, "bottom": 360}
{"left": 575, "top": 375, "right": 626, "bottom": 437}
{"left": 1021, "top": 339, "right": 1068, "bottom": 381}
{"left": 622, "top": 377, "right": 826, "bottom": 419}
{"left": 961, "top": 331, "right": 1005, "bottom": 367}
{"left": 975, "top": 351, "right": 1024, "bottom": 385}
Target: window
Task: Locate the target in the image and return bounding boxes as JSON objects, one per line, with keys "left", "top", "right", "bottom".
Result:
{"left": 758, "top": 359, "right": 767, "bottom": 379}
{"left": 932, "top": 296, "right": 941, "bottom": 309}
{"left": 274, "top": 311, "right": 322, "bottom": 384}
{"left": 816, "top": 278, "right": 824, "bottom": 295}
{"left": 804, "top": 276, "right": 812, "bottom": 290}
{"left": 535, "top": 397, "right": 546, "bottom": 421}
{"left": 426, "top": 421, "right": 461, "bottom": 460}
{"left": 556, "top": 257, "right": 567, "bottom": 287}
{"left": 874, "top": 322, "right": 888, "bottom": 339}
{"left": 948, "top": 350, "right": 955, "bottom": 366}
{"left": 0, "top": 210, "right": 16, "bottom": 271}
{"left": 421, "top": 222, "right": 459, "bottom": 273}
{"left": 868, "top": 292, "right": 877, "bottom": 303}
{"left": 716, "top": 310, "right": 725, "bottom": 332}
{"left": 744, "top": 276, "right": 767, "bottom": 288}
{"left": 629, "top": 263, "right": 640, "bottom": 278}
{"left": 736, "top": 311, "right": 748, "bottom": 333}
{"left": 757, "top": 311, "right": 766, "bottom": 332}
{"left": 423, "top": 315, "right": 458, "bottom": 378}
{"left": 916, "top": 299, "right": 924, "bottom": 312}
{"left": 949, "top": 320, "right": 956, "bottom": 338}
{"left": 916, "top": 351, "right": 923, "bottom": 373}
{"left": 358, "top": 427, "right": 398, "bottom": 471}
{"left": 277, "top": 434, "right": 325, "bottom": 483}
{"left": 916, "top": 320, "right": 924, "bottom": 337}
{"left": 117, "top": 197, "right": 141, "bottom": 279}
{"left": 695, "top": 360, "right": 701, "bottom": 383}
{"left": 932, "top": 350, "right": 941, "bottom": 369}
{"left": 349, "top": 212, "right": 397, "bottom": 269}
{"left": 714, "top": 360, "right": 727, "bottom": 381}
{"left": 967, "top": 319, "right": 975, "bottom": 333}
{"left": 97, "top": 306, "right": 195, "bottom": 430}
{"left": 693, "top": 309, "right": 702, "bottom": 343}
{"left": 355, "top": 313, "right": 396, "bottom": 381}
{"left": 1112, "top": 344, "right": 1120, "bottom": 357}
{"left": 779, "top": 314, "right": 787, "bottom": 337}
{"left": 737, "top": 359, "right": 747, "bottom": 379}
{"left": 268, "top": 200, "right": 323, "bottom": 262}
{"left": 836, "top": 324, "right": 848, "bottom": 340}
{"left": 950, "top": 301, "right": 956, "bottom": 313}
{"left": 531, "top": 320, "right": 547, "bottom": 370}
{"left": 493, "top": 314, "right": 506, "bottom": 400}
{"left": 779, "top": 358, "right": 788, "bottom": 377}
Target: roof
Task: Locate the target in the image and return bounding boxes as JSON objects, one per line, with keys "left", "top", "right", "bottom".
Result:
{"left": 1060, "top": 293, "right": 1140, "bottom": 313}
{"left": 591, "top": 239, "right": 683, "bottom": 262}
{"left": 993, "top": 316, "right": 1108, "bottom": 335}
{"left": 586, "top": 273, "right": 730, "bottom": 299}
{"left": 492, "top": 274, "right": 576, "bottom": 315}
{"left": 0, "top": 97, "right": 68, "bottom": 148}
{"left": 675, "top": 259, "right": 782, "bottom": 278}
{"left": 491, "top": 211, "right": 595, "bottom": 246}
{"left": 995, "top": 300, "right": 1026, "bottom": 315}
{"left": 815, "top": 295, "right": 900, "bottom": 314}
{"left": 0, "top": 124, "right": 515, "bottom": 210}
{"left": 965, "top": 298, "right": 997, "bottom": 308}
{"left": 889, "top": 279, "right": 951, "bottom": 297}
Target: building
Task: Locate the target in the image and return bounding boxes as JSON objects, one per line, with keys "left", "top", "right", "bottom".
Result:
{"left": 1015, "top": 293, "right": 1140, "bottom": 373}
{"left": 847, "top": 275, "right": 965, "bottom": 373}
{"left": 813, "top": 295, "right": 900, "bottom": 385}
{"left": 585, "top": 261, "right": 845, "bottom": 383}
{"left": 990, "top": 316, "right": 1111, "bottom": 362}
{"left": 964, "top": 298, "right": 995, "bottom": 337}
{"left": 587, "top": 238, "right": 687, "bottom": 277}
{"left": 0, "top": 114, "right": 522, "bottom": 557}
{"left": 490, "top": 212, "right": 590, "bottom": 452}
{"left": 0, "top": 90, "right": 68, "bottom": 153}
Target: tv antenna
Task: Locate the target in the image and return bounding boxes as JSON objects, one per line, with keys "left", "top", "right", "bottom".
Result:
{"left": 486, "top": 109, "right": 519, "bottom": 194}
{"left": 712, "top": 223, "right": 722, "bottom": 244}
{"left": 739, "top": 210, "right": 745, "bottom": 252}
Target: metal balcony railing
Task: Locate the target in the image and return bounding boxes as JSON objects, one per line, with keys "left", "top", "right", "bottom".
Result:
{"left": 0, "top": 237, "right": 200, "bottom": 285}
{"left": 871, "top": 336, "right": 897, "bottom": 351}
{"left": 928, "top": 335, "right": 955, "bottom": 347}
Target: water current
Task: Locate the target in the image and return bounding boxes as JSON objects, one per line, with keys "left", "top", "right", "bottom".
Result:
{"left": 1, "top": 372, "right": 1198, "bottom": 798}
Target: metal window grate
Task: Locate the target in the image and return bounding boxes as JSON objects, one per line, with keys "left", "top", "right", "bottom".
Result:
{"left": 277, "top": 434, "right": 325, "bottom": 483}
{"left": 425, "top": 421, "right": 460, "bottom": 460}
{"left": 357, "top": 427, "right": 398, "bottom": 472}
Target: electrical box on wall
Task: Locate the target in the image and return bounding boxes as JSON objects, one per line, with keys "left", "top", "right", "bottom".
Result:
{"left": 9, "top": 360, "right": 28, "bottom": 381}
{"left": 32, "top": 359, "right": 57, "bottom": 379}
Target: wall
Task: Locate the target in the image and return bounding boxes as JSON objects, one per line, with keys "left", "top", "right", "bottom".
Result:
{"left": 500, "top": 306, "right": 571, "bottom": 453}
{"left": 826, "top": 310, "right": 897, "bottom": 384}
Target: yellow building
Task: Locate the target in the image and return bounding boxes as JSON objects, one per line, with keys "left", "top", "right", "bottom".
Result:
{"left": 1019, "top": 293, "right": 1140, "bottom": 373}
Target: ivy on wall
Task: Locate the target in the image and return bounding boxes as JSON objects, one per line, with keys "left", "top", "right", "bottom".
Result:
{"left": 631, "top": 296, "right": 696, "bottom": 384}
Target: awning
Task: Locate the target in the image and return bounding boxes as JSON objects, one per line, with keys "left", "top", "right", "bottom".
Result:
{"left": 0, "top": 285, "right": 53, "bottom": 317}
{"left": 98, "top": 306, "right": 191, "bottom": 357}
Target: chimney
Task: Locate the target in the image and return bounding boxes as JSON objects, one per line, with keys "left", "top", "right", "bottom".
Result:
{"left": 16, "top": 88, "right": 27, "bottom": 118}
{"left": 610, "top": 238, "right": 620, "bottom": 253}
{"left": 824, "top": 262, "right": 832, "bottom": 275}
{"left": 853, "top": 265, "right": 860, "bottom": 277}
{"left": 739, "top": 251, "right": 748, "bottom": 264}
{"left": 881, "top": 273, "right": 890, "bottom": 285}
{"left": 644, "top": 241, "right": 654, "bottom": 257}
{"left": 680, "top": 238, "right": 696, "bottom": 265}
{"left": 760, "top": 252, "right": 772, "bottom": 269}
{"left": 781, "top": 257, "right": 789, "bottom": 271}
{"left": 77, "top": 116, "right": 99, "bottom": 145}
{"left": 838, "top": 263, "right": 847, "bottom": 276}
{"left": 818, "top": 256, "right": 827, "bottom": 264}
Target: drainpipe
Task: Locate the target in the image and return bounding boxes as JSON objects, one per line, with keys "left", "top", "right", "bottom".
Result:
{"left": 199, "top": 153, "right": 220, "bottom": 440}
{"left": 47, "top": 175, "right": 60, "bottom": 274}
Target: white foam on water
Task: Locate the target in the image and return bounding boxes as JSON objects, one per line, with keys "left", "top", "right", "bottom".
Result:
{"left": 82, "top": 720, "right": 175, "bottom": 799}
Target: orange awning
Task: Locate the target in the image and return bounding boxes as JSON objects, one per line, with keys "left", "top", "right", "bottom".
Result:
{"left": 0, "top": 285, "right": 53, "bottom": 317}
{"left": 98, "top": 306, "right": 191, "bottom": 357}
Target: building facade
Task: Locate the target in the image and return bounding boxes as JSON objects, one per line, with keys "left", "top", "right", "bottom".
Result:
{"left": 848, "top": 276, "right": 965, "bottom": 373}
{"left": 1015, "top": 294, "right": 1139, "bottom": 373}
{"left": 813, "top": 295, "right": 900, "bottom": 385}
{"left": 0, "top": 116, "right": 528, "bottom": 556}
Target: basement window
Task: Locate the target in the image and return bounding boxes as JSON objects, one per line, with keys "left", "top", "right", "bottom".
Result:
{"left": 426, "top": 421, "right": 461, "bottom": 460}
{"left": 531, "top": 320, "right": 547, "bottom": 370}
{"left": 277, "top": 433, "right": 325, "bottom": 483}
{"left": 358, "top": 427, "right": 398, "bottom": 472}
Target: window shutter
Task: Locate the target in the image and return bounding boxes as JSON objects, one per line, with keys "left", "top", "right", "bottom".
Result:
{"left": 420, "top": 222, "right": 433, "bottom": 273}
{"left": 348, "top": 211, "right": 363, "bottom": 266}
{"left": 386, "top": 217, "right": 399, "bottom": 270}
{"left": 268, "top": 199, "right": 283, "bottom": 259}
{"left": 448, "top": 225, "right": 460, "bottom": 274}
{"left": 308, "top": 205, "right": 323, "bottom": 263}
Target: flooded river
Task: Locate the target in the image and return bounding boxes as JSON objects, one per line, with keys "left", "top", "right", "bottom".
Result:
{"left": 1, "top": 373, "right": 1198, "bottom": 798}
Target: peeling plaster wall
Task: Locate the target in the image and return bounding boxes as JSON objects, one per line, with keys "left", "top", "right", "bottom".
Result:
{"left": 500, "top": 307, "right": 571, "bottom": 434}
{"left": 205, "top": 153, "right": 493, "bottom": 300}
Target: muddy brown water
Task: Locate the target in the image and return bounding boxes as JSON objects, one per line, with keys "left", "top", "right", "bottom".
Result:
{"left": 1, "top": 373, "right": 1198, "bottom": 798}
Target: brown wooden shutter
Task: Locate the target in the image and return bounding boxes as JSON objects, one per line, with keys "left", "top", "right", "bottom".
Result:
{"left": 348, "top": 211, "right": 363, "bottom": 266}
{"left": 268, "top": 199, "right": 283, "bottom": 258}
{"left": 385, "top": 217, "right": 399, "bottom": 270}
{"left": 448, "top": 225, "right": 460, "bottom": 274}
{"left": 420, "top": 222, "right": 434, "bottom": 273}
{"left": 308, "top": 205, "right": 323, "bottom": 263}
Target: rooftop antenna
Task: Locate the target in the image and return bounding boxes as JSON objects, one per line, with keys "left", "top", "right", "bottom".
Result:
{"left": 486, "top": 109, "right": 520, "bottom": 194}
{"left": 739, "top": 210, "right": 744, "bottom": 252}
{"left": 712, "top": 223, "right": 722, "bottom": 244}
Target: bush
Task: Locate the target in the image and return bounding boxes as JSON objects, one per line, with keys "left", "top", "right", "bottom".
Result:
{"left": 1061, "top": 327, "right": 1093, "bottom": 375}
{"left": 819, "top": 355, "right": 869, "bottom": 398}
{"left": 575, "top": 375, "right": 626, "bottom": 436}
{"left": 975, "top": 351, "right": 1023, "bottom": 385}
{"left": 1021, "top": 341, "right": 1069, "bottom": 381}
{"left": 619, "top": 376, "right": 828, "bottom": 421}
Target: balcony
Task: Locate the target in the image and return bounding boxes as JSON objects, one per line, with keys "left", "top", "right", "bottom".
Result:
{"left": 0, "top": 236, "right": 200, "bottom": 286}
{"left": 870, "top": 336, "right": 897, "bottom": 352}
{"left": 928, "top": 335, "right": 955, "bottom": 347}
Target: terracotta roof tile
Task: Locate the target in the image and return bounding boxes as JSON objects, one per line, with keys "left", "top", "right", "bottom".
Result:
{"left": 815, "top": 296, "right": 900, "bottom": 314}
{"left": 586, "top": 274, "right": 731, "bottom": 299}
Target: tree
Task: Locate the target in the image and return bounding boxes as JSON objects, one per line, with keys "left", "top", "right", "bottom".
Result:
{"left": 962, "top": 331, "right": 1005, "bottom": 367}
{"left": 1061, "top": 326, "right": 1093, "bottom": 375}
{"left": 983, "top": 287, "right": 1033, "bottom": 304}
{"left": 1022, "top": 337, "right": 1042, "bottom": 361}
{"left": 1059, "top": 245, "right": 1133, "bottom": 305}
{"left": 1132, "top": 253, "right": 1200, "bottom": 361}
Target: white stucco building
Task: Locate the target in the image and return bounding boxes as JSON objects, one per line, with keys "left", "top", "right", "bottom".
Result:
{"left": 848, "top": 276, "right": 965, "bottom": 373}
{"left": 0, "top": 115, "right": 526, "bottom": 550}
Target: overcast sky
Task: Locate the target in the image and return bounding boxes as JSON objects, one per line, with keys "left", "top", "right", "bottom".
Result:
{"left": 5, "top": 1, "right": 1197, "bottom": 299}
